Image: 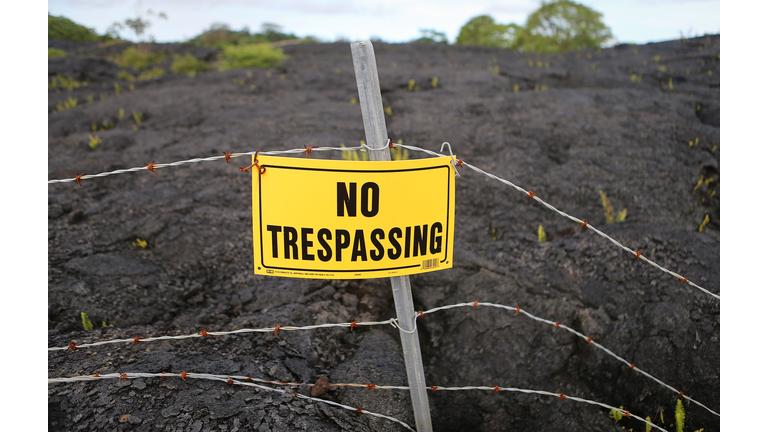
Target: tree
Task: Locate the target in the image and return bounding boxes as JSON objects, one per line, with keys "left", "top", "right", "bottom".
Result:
{"left": 107, "top": 8, "right": 167, "bottom": 42}
{"left": 455, "top": 15, "right": 520, "bottom": 49}
{"left": 48, "top": 14, "right": 112, "bottom": 42}
{"left": 454, "top": 2, "right": 614, "bottom": 53}
{"left": 517, "top": 0, "right": 613, "bottom": 52}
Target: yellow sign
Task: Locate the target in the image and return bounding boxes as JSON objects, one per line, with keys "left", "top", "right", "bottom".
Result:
{"left": 252, "top": 155, "right": 455, "bottom": 279}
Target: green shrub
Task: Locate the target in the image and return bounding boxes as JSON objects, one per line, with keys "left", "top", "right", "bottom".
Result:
{"left": 219, "top": 43, "right": 284, "bottom": 70}
{"left": 49, "top": 14, "right": 111, "bottom": 42}
{"left": 119, "top": 67, "right": 166, "bottom": 81}
{"left": 113, "top": 47, "right": 165, "bottom": 71}
{"left": 171, "top": 53, "right": 209, "bottom": 75}
{"left": 189, "top": 23, "right": 299, "bottom": 48}
{"left": 48, "top": 48, "right": 67, "bottom": 58}
{"left": 49, "top": 74, "right": 87, "bottom": 91}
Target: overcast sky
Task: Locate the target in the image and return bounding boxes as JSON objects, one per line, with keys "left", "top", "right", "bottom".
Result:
{"left": 48, "top": 0, "right": 719, "bottom": 45}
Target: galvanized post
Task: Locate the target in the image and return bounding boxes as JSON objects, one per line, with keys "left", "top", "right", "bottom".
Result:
{"left": 350, "top": 40, "right": 433, "bottom": 432}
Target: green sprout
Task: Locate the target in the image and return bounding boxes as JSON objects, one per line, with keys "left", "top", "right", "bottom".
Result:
{"left": 81, "top": 312, "right": 94, "bottom": 331}
{"left": 431, "top": 77, "right": 439, "bottom": 88}
{"left": 698, "top": 214, "right": 710, "bottom": 232}
{"left": 117, "top": 108, "right": 125, "bottom": 121}
{"left": 114, "top": 82, "right": 122, "bottom": 95}
{"left": 55, "top": 97, "right": 78, "bottom": 111}
{"left": 609, "top": 406, "right": 624, "bottom": 422}
{"left": 88, "top": 134, "right": 102, "bottom": 149}
{"left": 407, "top": 79, "right": 416, "bottom": 91}
{"left": 537, "top": 225, "right": 547, "bottom": 242}
{"left": 132, "top": 110, "right": 143, "bottom": 125}
{"left": 599, "top": 190, "right": 626, "bottom": 224}
{"left": 675, "top": 399, "right": 685, "bottom": 432}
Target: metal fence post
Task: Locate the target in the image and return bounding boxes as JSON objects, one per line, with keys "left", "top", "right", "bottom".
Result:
{"left": 350, "top": 40, "right": 433, "bottom": 432}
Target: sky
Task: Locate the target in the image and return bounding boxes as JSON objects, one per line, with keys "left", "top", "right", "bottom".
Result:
{"left": 47, "top": 0, "right": 720, "bottom": 45}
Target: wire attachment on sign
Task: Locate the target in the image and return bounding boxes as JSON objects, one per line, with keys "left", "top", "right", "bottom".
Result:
{"left": 440, "top": 142, "right": 462, "bottom": 177}
{"left": 239, "top": 151, "right": 266, "bottom": 174}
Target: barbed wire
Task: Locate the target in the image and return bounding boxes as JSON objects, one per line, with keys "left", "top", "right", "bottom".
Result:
{"left": 47, "top": 318, "right": 395, "bottom": 351}
{"left": 48, "top": 300, "right": 718, "bottom": 418}
{"left": 48, "top": 371, "right": 668, "bottom": 431}
{"left": 48, "top": 371, "right": 414, "bottom": 431}
{"left": 399, "top": 143, "right": 719, "bottom": 301}
{"left": 46, "top": 142, "right": 718, "bottom": 300}
{"left": 420, "top": 301, "right": 718, "bottom": 417}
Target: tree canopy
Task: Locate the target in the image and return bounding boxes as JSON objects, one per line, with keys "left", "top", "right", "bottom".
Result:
{"left": 455, "top": 1, "right": 613, "bottom": 53}
{"left": 48, "top": 14, "right": 112, "bottom": 42}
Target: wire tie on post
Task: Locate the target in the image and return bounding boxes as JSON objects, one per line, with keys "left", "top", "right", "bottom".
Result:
{"left": 515, "top": 305, "right": 520, "bottom": 315}
{"left": 350, "top": 321, "right": 358, "bottom": 332}
{"left": 579, "top": 220, "right": 588, "bottom": 229}
{"left": 472, "top": 300, "right": 479, "bottom": 308}
{"left": 679, "top": 390, "right": 684, "bottom": 400}
{"left": 417, "top": 310, "right": 425, "bottom": 319}
{"left": 145, "top": 162, "right": 158, "bottom": 174}
{"left": 198, "top": 328, "right": 212, "bottom": 338}
{"left": 74, "top": 173, "right": 85, "bottom": 186}
{"left": 430, "top": 386, "right": 437, "bottom": 392}
{"left": 180, "top": 371, "right": 188, "bottom": 381}
{"left": 493, "top": 385, "right": 501, "bottom": 393}
{"left": 554, "top": 321, "right": 560, "bottom": 328}
{"left": 388, "top": 138, "right": 394, "bottom": 149}
{"left": 680, "top": 276, "right": 689, "bottom": 284}
{"left": 67, "top": 343, "right": 78, "bottom": 351}
{"left": 635, "top": 250, "right": 642, "bottom": 259}
{"left": 623, "top": 410, "right": 631, "bottom": 418}
{"left": 274, "top": 325, "right": 281, "bottom": 336}
{"left": 223, "top": 152, "right": 233, "bottom": 164}
{"left": 133, "top": 335, "right": 142, "bottom": 347}
{"left": 559, "top": 392, "right": 566, "bottom": 400}
{"left": 366, "top": 383, "right": 376, "bottom": 390}
{"left": 119, "top": 373, "right": 129, "bottom": 381}
{"left": 227, "top": 377, "right": 234, "bottom": 386}
{"left": 356, "top": 407, "right": 363, "bottom": 414}
{"left": 586, "top": 337, "right": 593, "bottom": 345}
{"left": 629, "top": 363, "right": 635, "bottom": 371}
{"left": 456, "top": 159, "right": 467, "bottom": 168}
{"left": 525, "top": 191, "right": 536, "bottom": 203}
{"left": 304, "top": 145, "right": 318, "bottom": 158}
